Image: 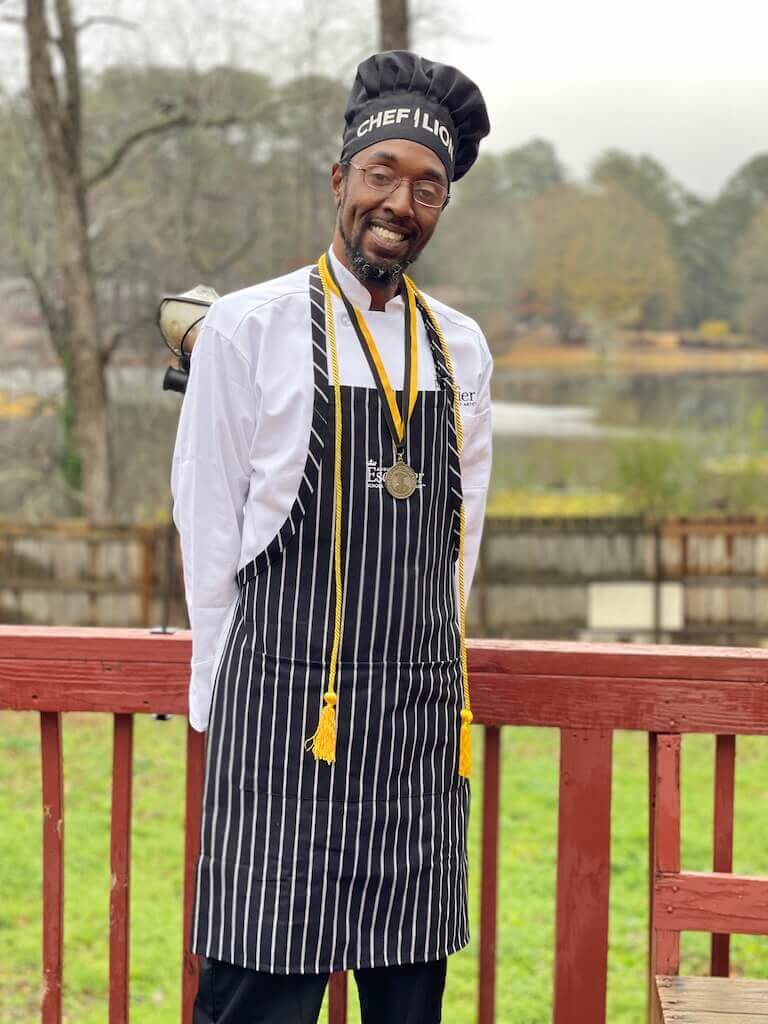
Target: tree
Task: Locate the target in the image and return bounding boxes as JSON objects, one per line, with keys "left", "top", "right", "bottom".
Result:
{"left": 2, "top": 55, "right": 353, "bottom": 522}
{"left": 591, "top": 150, "right": 713, "bottom": 328}
{"left": 23, "top": 0, "right": 114, "bottom": 520}
{"left": 459, "top": 139, "right": 564, "bottom": 209}
{"left": 83, "top": 64, "right": 280, "bottom": 302}
{"left": 379, "top": 0, "right": 409, "bottom": 50}
{"left": 683, "top": 154, "right": 768, "bottom": 327}
{"left": 735, "top": 205, "right": 768, "bottom": 344}
{"left": 592, "top": 149, "right": 698, "bottom": 230}
{"left": 12, "top": 2, "right": 283, "bottom": 519}
{"left": 417, "top": 184, "right": 531, "bottom": 337}
{"left": 417, "top": 142, "right": 557, "bottom": 332}
{"left": 523, "top": 182, "right": 681, "bottom": 332}
{"left": 714, "top": 155, "right": 768, "bottom": 239}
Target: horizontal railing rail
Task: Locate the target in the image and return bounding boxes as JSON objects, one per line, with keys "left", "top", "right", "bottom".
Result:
{"left": 2, "top": 626, "right": 767, "bottom": 1023}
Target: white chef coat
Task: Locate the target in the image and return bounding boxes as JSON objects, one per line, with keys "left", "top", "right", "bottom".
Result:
{"left": 171, "top": 248, "right": 493, "bottom": 732}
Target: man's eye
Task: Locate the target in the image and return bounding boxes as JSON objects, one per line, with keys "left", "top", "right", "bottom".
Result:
{"left": 414, "top": 184, "right": 441, "bottom": 203}
{"left": 367, "top": 168, "right": 396, "bottom": 187}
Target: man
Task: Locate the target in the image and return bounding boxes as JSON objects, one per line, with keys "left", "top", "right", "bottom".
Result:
{"left": 172, "top": 50, "right": 492, "bottom": 1024}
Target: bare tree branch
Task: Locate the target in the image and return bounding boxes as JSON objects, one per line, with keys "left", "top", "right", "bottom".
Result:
{"left": 17, "top": 250, "right": 68, "bottom": 360}
{"left": 8, "top": 170, "right": 69, "bottom": 359}
{"left": 99, "top": 313, "right": 155, "bottom": 365}
{"left": 100, "top": 325, "right": 125, "bottom": 365}
{"left": 6, "top": 11, "right": 139, "bottom": 46}
{"left": 85, "top": 113, "right": 243, "bottom": 189}
{"left": 74, "top": 15, "right": 138, "bottom": 33}
{"left": 186, "top": 225, "right": 262, "bottom": 278}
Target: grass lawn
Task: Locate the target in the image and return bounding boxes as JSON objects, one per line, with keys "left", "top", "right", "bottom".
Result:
{"left": 1, "top": 712, "right": 767, "bottom": 1022}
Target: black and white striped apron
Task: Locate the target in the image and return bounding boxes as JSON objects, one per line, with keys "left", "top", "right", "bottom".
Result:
{"left": 191, "top": 268, "right": 469, "bottom": 974}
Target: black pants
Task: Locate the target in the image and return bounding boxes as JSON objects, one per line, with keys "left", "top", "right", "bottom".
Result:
{"left": 192, "top": 956, "right": 448, "bottom": 1024}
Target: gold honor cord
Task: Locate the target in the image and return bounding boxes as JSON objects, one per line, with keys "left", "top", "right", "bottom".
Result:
{"left": 406, "top": 276, "right": 473, "bottom": 779}
{"left": 304, "top": 253, "right": 345, "bottom": 765}
{"left": 322, "top": 258, "right": 419, "bottom": 451}
{"left": 306, "top": 254, "right": 473, "bottom": 779}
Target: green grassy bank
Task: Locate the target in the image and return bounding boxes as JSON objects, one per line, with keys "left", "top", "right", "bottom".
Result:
{"left": 1, "top": 713, "right": 766, "bottom": 1022}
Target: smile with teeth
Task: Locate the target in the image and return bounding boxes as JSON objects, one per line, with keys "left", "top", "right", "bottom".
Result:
{"left": 369, "top": 223, "right": 407, "bottom": 243}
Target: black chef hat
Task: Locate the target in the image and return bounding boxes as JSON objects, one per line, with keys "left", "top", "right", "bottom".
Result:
{"left": 340, "top": 51, "right": 490, "bottom": 183}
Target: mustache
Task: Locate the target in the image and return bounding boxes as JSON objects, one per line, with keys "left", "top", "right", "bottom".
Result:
{"left": 364, "top": 214, "right": 417, "bottom": 239}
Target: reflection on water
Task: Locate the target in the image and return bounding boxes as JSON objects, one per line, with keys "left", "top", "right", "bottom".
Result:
{"left": 491, "top": 400, "right": 637, "bottom": 438}
{"left": 492, "top": 369, "right": 768, "bottom": 433}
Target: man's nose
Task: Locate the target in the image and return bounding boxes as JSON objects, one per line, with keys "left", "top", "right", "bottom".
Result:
{"left": 382, "top": 180, "right": 415, "bottom": 218}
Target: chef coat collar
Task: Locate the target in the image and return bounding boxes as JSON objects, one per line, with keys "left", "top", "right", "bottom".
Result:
{"left": 327, "top": 247, "right": 405, "bottom": 314}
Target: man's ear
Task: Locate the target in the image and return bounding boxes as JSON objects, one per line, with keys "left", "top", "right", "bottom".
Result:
{"left": 330, "top": 163, "right": 344, "bottom": 209}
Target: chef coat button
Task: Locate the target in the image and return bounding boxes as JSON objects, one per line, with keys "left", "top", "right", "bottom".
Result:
{"left": 340, "top": 313, "right": 350, "bottom": 327}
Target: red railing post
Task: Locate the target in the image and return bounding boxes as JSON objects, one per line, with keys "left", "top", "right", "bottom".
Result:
{"left": 181, "top": 726, "right": 206, "bottom": 1022}
{"left": 711, "top": 734, "right": 736, "bottom": 976}
{"left": 478, "top": 725, "right": 501, "bottom": 1024}
{"left": 647, "top": 733, "right": 658, "bottom": 1022}
{"left": 328, "top": 971, "right": 348, "bottom": 1024}
{"left": 109, "top": 713, "right": 134, "bottom": 1023}
{"left": 553, "top": 728, "right": 613, "bottom": 1024}
{"left": 650, "top": 732, "right": 681, "bottom": 1024}
{"left": 40, "top": 711, "right": 64, "bottom": 1024}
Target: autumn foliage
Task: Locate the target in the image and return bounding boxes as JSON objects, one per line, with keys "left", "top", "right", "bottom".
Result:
{"left": 523, "top": 183, "right": 680, "bottom": 330}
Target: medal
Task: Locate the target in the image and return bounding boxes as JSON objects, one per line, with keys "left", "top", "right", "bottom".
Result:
{"left": 384, "top": 456, "right": 418, "bottom": 499}
{"left": 324, "top": 259, "right": 421, "bottom": 499}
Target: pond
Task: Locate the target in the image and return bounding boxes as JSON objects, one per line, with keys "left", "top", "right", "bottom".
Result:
{"left": 489, "top": 368, "right": 768, "bottom": 494}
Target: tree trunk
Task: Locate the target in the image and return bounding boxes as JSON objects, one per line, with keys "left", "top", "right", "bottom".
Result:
{"left": 379, "top": 0, "right": 409, "bottom": 51}
{"left": 56, "top": 179, "right": 113, "bottom": 520}
{"left": 25, "top": 0, "right": 113, "bottom": 522}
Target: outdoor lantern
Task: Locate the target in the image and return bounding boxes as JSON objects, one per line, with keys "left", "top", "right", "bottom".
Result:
{"left": 157, "top": 284, "right": 219, "bottom": 394}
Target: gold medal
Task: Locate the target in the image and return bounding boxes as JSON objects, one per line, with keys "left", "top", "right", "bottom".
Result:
{"left": 384, "top": 459, "right": 418, "bottom": 499}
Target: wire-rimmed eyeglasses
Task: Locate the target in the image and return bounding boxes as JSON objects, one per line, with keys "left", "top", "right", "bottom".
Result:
{"left": 347, "top": 160, "right": 449, "bottom": 209}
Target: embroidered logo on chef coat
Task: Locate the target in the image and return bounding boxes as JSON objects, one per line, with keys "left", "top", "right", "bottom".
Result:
{"left": 459, "top": 389, "right": 477, "bottom": 408}
{"left": 367, "top": 459, "right": 426, "bottom": 490}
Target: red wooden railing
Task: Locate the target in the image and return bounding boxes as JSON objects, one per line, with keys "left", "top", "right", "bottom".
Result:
{"left": 2, "top": 626, "right": 768, "bottom": 1023}
{"left": 649, "top": 730, "right": 768, "bottom": 1022}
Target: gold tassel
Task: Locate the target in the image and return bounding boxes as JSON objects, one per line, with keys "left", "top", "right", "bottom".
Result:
{"left": 311, "top": 690, "right": 337, "bottom": 764}
{"left": 458, "top": 708, "right": 473, "bottom": 778}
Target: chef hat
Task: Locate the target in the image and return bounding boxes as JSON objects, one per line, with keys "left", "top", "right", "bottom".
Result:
{"left": 340, "top": 51, "right": 490, "bottom": 183}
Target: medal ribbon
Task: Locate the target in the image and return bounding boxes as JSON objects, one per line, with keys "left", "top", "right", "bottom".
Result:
{"left": 323, "top": 256, "right": 419, "bottom": 454}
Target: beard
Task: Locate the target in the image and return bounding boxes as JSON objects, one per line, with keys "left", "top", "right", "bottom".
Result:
{"left": 338, "top": 206, "right": 420, "bottom": 288}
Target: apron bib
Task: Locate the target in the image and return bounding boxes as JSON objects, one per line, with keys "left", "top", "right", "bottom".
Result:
{"left": 191, "top": 268, "right": 469, "bottom": 973}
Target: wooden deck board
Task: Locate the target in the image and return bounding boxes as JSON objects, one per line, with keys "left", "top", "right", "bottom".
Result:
{"left": 663, "top": 1015, "right": 768, "bottom": 1023}
{"left": 657, "top": 976, "right": 768, "bottom": 1020}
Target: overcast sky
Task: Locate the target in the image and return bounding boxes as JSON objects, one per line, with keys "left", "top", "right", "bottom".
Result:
{"left": 2, "top": 0, "right": 765, "bottom": 198}
{"left": 421, "top": 0, "right": 767, "bottom": 197}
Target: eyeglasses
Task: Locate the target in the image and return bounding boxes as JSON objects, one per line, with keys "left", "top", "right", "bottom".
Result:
{"left": 347, "top": 161, "right": 449, "bottom": 209}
